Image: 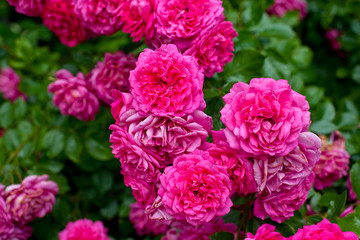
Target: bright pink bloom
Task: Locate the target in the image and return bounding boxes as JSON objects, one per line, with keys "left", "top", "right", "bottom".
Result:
{"left": 313, "top": 131, "right": 350, "bottom": 190}
{"left": 267, "top": 0, "right": 307, "bottom": 20}
{"left": 0, "top": 67, "right": 27, "bottom": 102}
{"left": 288, "top": 219, "right": 358, "bottom": 240}
{"left": 162, "top": 229, "right": 179, "bottom": 240}
{"left": 86, "top": 51, "right": 136, "bottom": 105}
{"left": 123, "top": 175, "right": 158, "bottom": 206}
{"left": 3, "top": 175, "right": 58, "bottom": 225}
{"left": 245, "top": 224, "right": 285, "bottom": 240}
{"left": 184, "top": 21, "right": 237, "bottom": 78}
{"left": 73, "top": 0, "right": 123, "bottom": 35}
{"left": 129, "top": 203, "right": 170, "bottom": 236}
{"left": 129, "top": 44, "right": 204, "bottom": 116}
{"left": 220, "top": 78, "right": 311, "bottom": 157}
{"left": 347, "top": 177, "right": 357, "bottom": 201}
{"left": 42, "top": 0, "right": 86, "bottom": 47}
{"left": 59, "top": 219, "right": 110, "bottom": 240}
{"left": 120, "top": 0, "right": 156, "bottom": 41}
{"left": 6, "top": 0, "right": 45, "bottom": 16}
{"left": 48, "top": 69, "right": 99, "bottom": 121}
{"left": 158, "top": 150, "right": 232, "bottom": 225}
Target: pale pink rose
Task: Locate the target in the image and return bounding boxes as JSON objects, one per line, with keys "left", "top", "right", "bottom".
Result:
{"left": 155, "top": 0, "right": 223, "bottom": 50}
{"left": 288, "top": 218, "right": 358, "bottom": 240}
{"left": 73, "top": 0, "right": 123, "bottom": 35}
{"left": 0, "top": 67, "right": 27, "bottom": 102}
{"left": 3, "top": 174, "right": 58, "bottom": 225}
{"left": 184, "top": 21, "right": 237, "bottom": 78}
{"left": 220, "top": 78, "right": 311, "bottom": 157}
{"left": 129, "top": 203, "right": 170, "bottom": 236}
{"left": 123, "top": 175, "right": 158, "bottom": 206}
{"left": 120, "top": 0, "right": 156, "bottom": 41}
{"left": 158, "top": 150, "right": 233, "bottom": 226}
{"left": 346, "top": 177, "right": 357, "bottom": 201}
{"left": 48, "top": 69, "right": 99, "bottom": 121}
{"left": 129, "top": 44, "right": 204, "bottom": 116}
{"left": 86, "top": 51, "right": 136, "bottom": 105}
{"left": 42, "top": 0, "right": 86, "bottom": 47}
{"left": 267, "top": 0, "right": 307, "bottom": 20}
{"left": 6, "top": 0, "right": 45, "bottom": 16}
{"left": 245, "top": 224, "right": 285, "bottom": 240}
{"left": 313, "top": 131, "right": 350, "bottom": 190}
{"left": 0, "top": 185, "right": 15, "bottom": 239}
{"left": 59, "top": 219, "right": 110, "bottom": 240}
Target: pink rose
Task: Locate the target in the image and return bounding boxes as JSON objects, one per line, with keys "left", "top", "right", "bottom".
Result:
{"left": 158, "top": 150, "right": 232, "bottom": 225}
{"left": 6, "top": 0, "right": 45, "bottom": 16}
{"left": 59, "top": 219, "right": 110, "bottom": 240}
{"left": 123, "top": 175, "right": 158, "bottom": 206}
{"left": 267, "top": 0, "right": 307, "bottom": 20}
{"left": 0, "top": 67, "right": 27, "bottom": 102}
{"left": 129, "top": 44, "right": 204, "bottom": 116}
{"left": 325, "top": 29, "right": 342, "bottom": 51}
{"left": 0, "top": 186, "right": 15, "bottom": 239}
{"left": 162, "top": 229, "right": 179, "bottom": 240}
{"left": 73, "top": 0, "right": 123, "bottom": 35}
{"left": 110, "top": 90, "right": 134, "bottom": 122}
{"left": 129, "top": 203, "right": 170, "bottom": 236}
{"left": 184, "top": 21, "right": 237, "bottom": 78}
{"left": 220, "top": 78, "right": 311, "bottom": 157}
{"left": 120, "top": 0, "right": 156, "bottom": 41}
{"left": 7, "top": 224, "right": 32, "bottom": 240}
{"left": 313, "top": 131, "right": 350, "bottom": 190}
{"left": 288, "top": 219, "right": 358, "bottom": 240}
{"left": 245, "top": 224, "right": 285, "bottom": 240}
{"left": 86, "top": 51, "right": 136, "bottom": 105}
{"left": 48, "top": 69, "right": 99, "bottom": 121}
{"left": 42, "top": 0, "right": 86, "bottom": 47}
{"left": 3, "top": 174, "right": 58, "bottom": 225}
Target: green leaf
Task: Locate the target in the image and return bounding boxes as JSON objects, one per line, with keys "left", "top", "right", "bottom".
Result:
{"left": 92, "top": 170, "right": 114, "bottom": 195}
{"left": 310, "top": 120, "right": 337, "bottom": 135}
{"left": 52, "top": 198, "right": 71, "bottom": 225}
{"left": 3, "top": 129, "right": 21, "bottom": 151}
{"left": 209, "top": 232, "right": 234, "bottom": 240}
{"left": 305, "top": 215, "right": 323, "bottom": 225}
{"left": 100, "top": 200, "right": 119, "bottom": 219}
{"left": 41, "top": 129, "right": 64, "bottom": 158}
{"left": 351, "top": 163, "right": 360, "bottom": 200}
{"left": 204, "top": 88, "right": 222, "bottom": 99}
{"left": 255, "top": 23, "right": 295, "bottom": 39}
{"left": 303, "top": 86, "right": 324, "bottom": 106}
{"left": 65, "top": 134, "right": 83, "bottom": 163}
{"left": 291, "top": 46, "right": 313, "bottom": 69}
{"left": 18, "top": 142, "right": 34, "bottom": 160}
{"left": 338, "top": 112, "right": 359, "bottom": 130}
{"left": 13, "top": 98, "right": 27, "bottom": 119}
{"left": 0, "top": 102, "right": 12, "bottom": 128}
{"left": 319, "top": 102, "right": 336, "bottom": 121}
{"left": 85, "top": 138, "right": 113, "bottom": 161}
{"left": 17, "top": 120, "right": 33, "bottom": 141}
{"left": 263, "top": 56, "right": 291, "bottom": 79}
{"left": 242, "top": 0, "right": 266, "bottom": 27}
{"left": 352, "top": 65, "right": 360, "bottom": 84}
{"left": 337, "top": 214, "right": 360, "bottom": 237}
{"left": 327, "top": 191, "right": 347, "bottom": 219}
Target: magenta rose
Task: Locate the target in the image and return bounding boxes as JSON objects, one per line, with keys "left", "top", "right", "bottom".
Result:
{"left": 129, "top": 44, "right": 204, "bottom": 116}
{"left": 184, "top": 21, "right": 237, "bottom": 78}
{"left": 120, "top": 0, "right": 156, "bottom": 41}
{"left": 3, "top": 174, "right": 58, "bottom": 225}
{"left": 48, "top": 69, "right": 99, "bottom": 121}
{"left": 7, "top": 224, "right": 32, "bottom": 240}
{"left": 123, "top": 175, "right": 158, "bottom": 206}
{"left": 86, "top": 51, "right": 136, "bottom": 105}
{"left": 0, "top": 67, "right": 27, "bottom": 102}
{"left": 110, "top": 90, "right": 134, "bottom": 122}
{"left": 6, "top": 0, "right": 45, "bottom": 16}
{"left": 129, "top": 203, "right": 170, "bottom": 236}
{"left": 59, "top": 219, "right": 110, "bottom": 240}
{"left": 288, "top": 219, "right": 358, "bottom": 240}
{"left": 42, "top": 0, "right": 86, "bottom": 47}
{"left": 158, "top": 150, "right": 232, "bottom": 225}
{"left": 346, "top": 177, "right": 357, "bottom": 201}
{"left": 313, "top": 131, "right": 350, "bottom": 190}
{"left": 245, "top": 224, "right": 285, "bottom": 240}
{"left": 0, "top": 185, "right": 15, "bottom": 239}
{"left": 72, "top": 0, "right": 123, "bottom": 35}
{"left": 220, "top": 78, "right": 311, "bottom": 157}
{"left": 267, "top": 0, "right": 307, "bottom": 20}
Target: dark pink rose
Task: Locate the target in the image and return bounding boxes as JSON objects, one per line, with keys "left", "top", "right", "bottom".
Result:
{"left": 0, "top": 67, "right": 27, "bottom": 102}
{"left": 129, "top": 44, "right": 204, "bottom": 116}
{"left": 0, "top": 185, "right": 15, "bottom": 239}
{"left": 48, "top": 69, "right": 99, "bottom": 121}
{"left": 7, "top": 224, "right": 32, "bottom": 240}
{"left": 42, "top": 0, "right": 86, "bottom": 47}
{"left": 6, "top": 0, "right": 45, "bottom": 16}
{"left": 220, "top": 78, "right": 310, "bottom": 157}
{"left": 288, "top": 219, "right": 358, "bottom": 240}
{"left": 245, "top": 224, "right": 285, "bottom": 240}
{"left": 313, "top": 131, "right": 350, "bottom": 190}
{"left": 158, "top": 150, "right": 232, "bottom": 225}
{"left": 59, "top": 219, "right": 110, "bottom": 240}
{"left": 267, "top": 0, "right": 307, "bottom": 20}
{"left": 184, "top": 21, "right": 237, "bottom": 78}
{"left": 123, "top": 174, "right": 158, "bottom": 206}
{"left": 86, "top": 51, "right": 136, "bottom": 105}
{"left": 162, "top": 228, "right": 179, "bottom": 240}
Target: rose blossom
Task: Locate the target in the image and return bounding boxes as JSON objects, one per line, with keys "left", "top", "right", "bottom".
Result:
{"left": 0, "top": 67, "right": 27, "bottom": 102}
{"left": 59, "top": 219, "right": 110, "bottom": 240}
{"left": 42, "top": 0, "right": 86, "bottom": 47}
{"left": 123, "top": 175, "right": 158, "bottom": 206}
{"left": 288, "top": 218, "right": 358, "bottom": 240}
{"left": 346, "top": 177, "right": 357, "bottom": 201}
{"left": 184, "top": 21, "right": 237, "bottom": 78}
{"left": 313, "top": 131, "right": 350, "bottom": 190}
{"left": 7, "top": 224, "right": 32, "bottom": 240}
{"left": 6, "top": 0, "right": 45, "bottom": 16}
{"left": 3, "top": 174, "right": 58, "bottom": 225}
{"left": 0, "top": 185, "right": 15, "bottom": 239}
{"left": 267, "top": 0, "right": 307, "bottom": 20}
{"left": 245, "top": 224, "right": 285, "bottom": 240}
{"left": 86, "top": 51, "right": 136, "bottom": 105}
{"left": 48, "top": 69, "right": 99, "bottom": 121}
{"left": 220, "top": 78, "right": 311, "bottom": 157}
{"left": 120, "top": 0, "right": 156, "bottom": 41}
{"left": 162, "top": 229, "right": 179, "bottom": 240}
{"left": 158, "top": 150, "right": 233, "bottom": 225}
{"left": 129, "top": 203, "right": 170, "bottom": 236}
{"left": 129, "top": 44, "right": 204, "bottom": 116}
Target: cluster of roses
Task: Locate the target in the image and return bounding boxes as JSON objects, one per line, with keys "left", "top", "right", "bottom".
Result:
{"left": 0, "top": 175, "right": 58, "bottom": 240}
{"left": 48, "top": 51, "right": 136, "bottom": 121}
{"left": 0, "top": 67, "right": 27, "bottom": 102}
